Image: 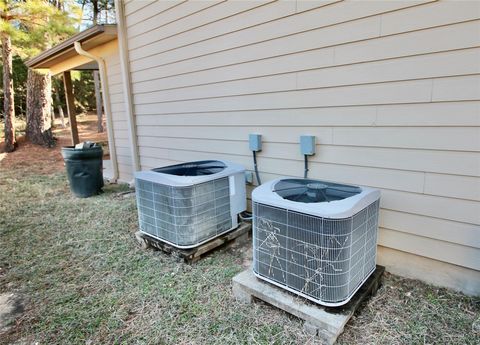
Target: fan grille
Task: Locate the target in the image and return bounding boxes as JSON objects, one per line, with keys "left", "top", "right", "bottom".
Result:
{"left": 152, "top": 160, "right": 226, "bottom": 176}
{"left": 136, "top": 177, "right": 232, "bottom": 247}
{"left": 253, "top": 200, "right": 379, "bottom": 305}
{"left": 273, "top": 179, "right": 362, "bottom": 203}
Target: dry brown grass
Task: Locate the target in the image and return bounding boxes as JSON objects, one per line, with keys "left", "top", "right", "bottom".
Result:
{"left": 0, "top": 119, "right": 478, "bottom": 344}
{"left": 338, "top": 273, "right": 479, "bottom": 344}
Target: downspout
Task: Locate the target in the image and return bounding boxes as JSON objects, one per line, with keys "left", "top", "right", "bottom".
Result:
{"left": 74, "top": 41, "right": 119, "bottom": 182}
{"left": 115, "top": 0, "right": 141, "bottom": 182}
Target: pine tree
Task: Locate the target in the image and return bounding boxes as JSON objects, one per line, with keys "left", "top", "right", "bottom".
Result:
{"left": 0, "top": 0, "right": 79, "bottom": 150}
{"left": 1, "top": 33, "right": 13, "bottom": 151}
{"left": 26, "top": 68, "right": 55, "bottom": 146}
{"left": 79, "top": 0, "right": 115, "bottom": 26}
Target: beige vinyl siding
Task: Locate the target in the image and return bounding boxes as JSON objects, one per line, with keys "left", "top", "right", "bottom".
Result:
{"left": 103, "top": 49, "right": 133, "bottom": 182}
{"left": 122, "top": 0, "right": 480, "bottom": 293}
{"left": 124, "top": 0, "right": 158, "bottom": 17}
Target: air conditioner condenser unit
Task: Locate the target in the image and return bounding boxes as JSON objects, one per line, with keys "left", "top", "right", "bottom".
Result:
{"left": 252, "top": 178, "right": 380, "bottom": 306}
{"left": 135, "top": 160, "right": 246, "bottom": 248}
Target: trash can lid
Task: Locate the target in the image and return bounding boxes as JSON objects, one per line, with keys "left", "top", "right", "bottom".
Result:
{"left": 61, "top": 144, "right": 103, "bottom": 160}
{"left": 75, "top": 141, "right": 98, "bottom": 149}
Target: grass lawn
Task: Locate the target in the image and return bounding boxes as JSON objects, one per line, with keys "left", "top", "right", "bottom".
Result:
{"left": 0, "top": 167, "right": 478, "bottom": 344}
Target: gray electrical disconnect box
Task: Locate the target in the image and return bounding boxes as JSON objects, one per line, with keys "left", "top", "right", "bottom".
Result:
{"left": 249, "top": 134, "right": 262, "bottom": 151}
{"left": 300, "top": 135, "right": 316, "bottom": 155}
{"left": 245, "top": 171, "right": 254, "bottom": 184}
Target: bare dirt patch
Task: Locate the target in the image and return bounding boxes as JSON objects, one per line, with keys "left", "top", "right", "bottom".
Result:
{"left": 0, "top": 114, "right": 108, "bottom": 175}
{"left": 0, "top": 293, "right": 24, "bottom": 334}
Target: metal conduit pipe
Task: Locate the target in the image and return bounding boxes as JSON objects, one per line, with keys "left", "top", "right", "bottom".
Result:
{"left": 74, "top": 41, "right": 119, "bottom": 182}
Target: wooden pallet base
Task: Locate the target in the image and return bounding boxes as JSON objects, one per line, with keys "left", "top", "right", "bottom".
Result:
{"left": 135, "top": 222, "right": 251, "bottom": 263}
{"left": 232, "top": 266, "right": 385, "bottom": 344}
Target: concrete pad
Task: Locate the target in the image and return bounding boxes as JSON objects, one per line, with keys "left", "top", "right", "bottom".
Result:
{"left": 232, "top": 266, "right": 384, "bottom": 344}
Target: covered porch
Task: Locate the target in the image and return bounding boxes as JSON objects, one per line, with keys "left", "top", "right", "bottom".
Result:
{"left": 26, "top": 24, "right": 119, "bottom": 181}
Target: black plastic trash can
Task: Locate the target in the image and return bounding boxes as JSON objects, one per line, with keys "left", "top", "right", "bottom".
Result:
{"left": 61, "top": 144, "right": 104, "bottom": 198}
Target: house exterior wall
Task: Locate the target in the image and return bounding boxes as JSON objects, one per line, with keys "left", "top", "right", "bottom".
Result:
{"left": 101, "top": 40, "right": 134, "bottom": 182}
{"left": 120, "top": 0, "right": 480, "bottom": 295}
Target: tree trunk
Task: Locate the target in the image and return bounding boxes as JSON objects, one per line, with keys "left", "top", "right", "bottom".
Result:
{"left": 26, "top": 69, "right": 55, "bottom": 147}
{"left": 54, "top": 89, "right": 66, "bottom": 128}
{"left": 93, "top": 70, "right": 104, "bottom": 133}
{"left": 51, "top": 105, "right": 55, "bottom": 128}
{"left": 92, "top": 0, "right": 99, "bottom": 25}
{"left": 2, "top": 33, "right": 16, "bottom": 152}
{"left": 58, "top": 106, "right": 66, "bottom": 128}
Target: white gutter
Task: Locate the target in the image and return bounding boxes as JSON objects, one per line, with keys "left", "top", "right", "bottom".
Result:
{"left": 74, "top": 41, "right": 119, "bottom": 182}
{"left": 115, "top": 0, "right": 141, "bottom": 180}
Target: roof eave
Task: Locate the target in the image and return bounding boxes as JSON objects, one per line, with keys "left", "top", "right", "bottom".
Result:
{"left": 26, "top": 24, "right": 117, "bottom": 69}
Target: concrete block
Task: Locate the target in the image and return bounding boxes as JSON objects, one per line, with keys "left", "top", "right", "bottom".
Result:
{"left": 232, "top": 281, "right": 253, "bottom": 304}
{"left": 231, "top": 267, "right": 384, "bottom": 343}
{"left": 303, "top": 322, "right": 318, "bottom": 336}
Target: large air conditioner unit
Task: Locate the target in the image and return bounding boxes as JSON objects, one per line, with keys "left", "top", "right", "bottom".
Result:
{"left": 135, "top": 160, "right": 246, "bottom": 248}
{"left": 252, "top": 178, "right": 380, "bottom": 306}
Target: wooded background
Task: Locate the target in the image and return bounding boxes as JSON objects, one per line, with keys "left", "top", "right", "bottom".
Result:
{"left": 0, "top": 0, "right": 115, "bottom": 151}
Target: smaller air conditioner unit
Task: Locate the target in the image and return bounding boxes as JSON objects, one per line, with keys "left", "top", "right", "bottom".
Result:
{"left": 135, "top": 160, "right": 246, "bottom": 248}
{"left": 252, "top": 178, "right": 380, "bottom": 306}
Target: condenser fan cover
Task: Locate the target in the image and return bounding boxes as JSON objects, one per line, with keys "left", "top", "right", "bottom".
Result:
{"left": 152, "top": 160, "right": 226, "bottom": 176}
{"left": 273, "top": 178, "right": 362, "bottom": 203}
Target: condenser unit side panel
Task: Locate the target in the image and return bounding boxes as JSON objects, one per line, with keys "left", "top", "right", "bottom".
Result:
{"left": 136, "top": 177, "right": 235, "bottom": 248}
{"left": 229, "top": 172, "right": 247, "bottom": 217}
{"left": 252, "top": 199, "right": 379, "bottom": 306}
